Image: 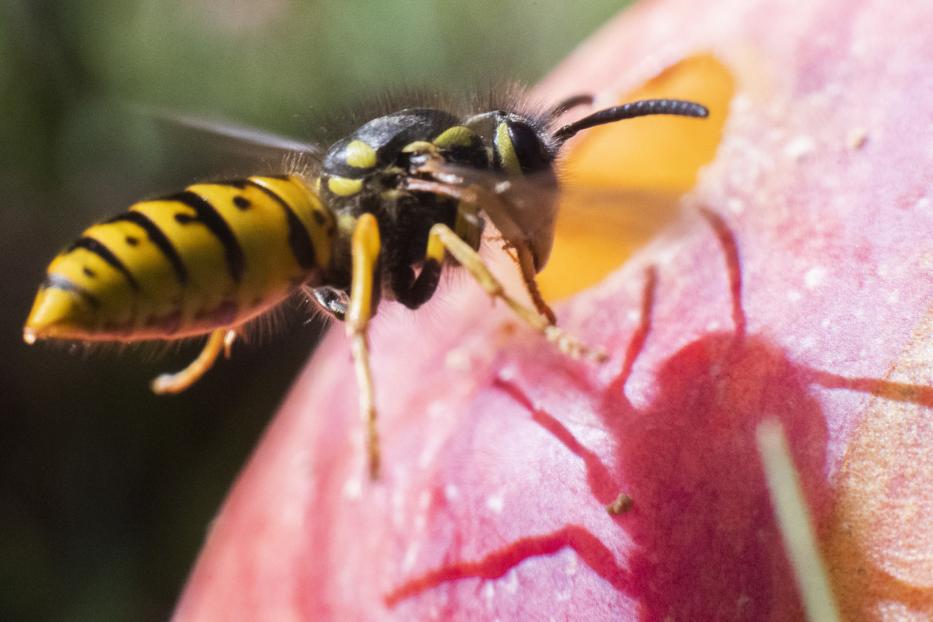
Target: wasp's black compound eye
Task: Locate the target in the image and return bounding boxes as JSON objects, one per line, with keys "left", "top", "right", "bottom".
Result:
{"left": 497, "top": 119, "right": 552, "bottom": 175}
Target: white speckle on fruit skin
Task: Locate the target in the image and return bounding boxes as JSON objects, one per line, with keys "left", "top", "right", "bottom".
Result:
{"left": 565, "top": 551, "right": 579, "bottom": 576}
{"left": 483, "top": 581, "right": 496, "bottom": 605}
{"left": 727, "top": 197, "right": 745, "bottom": 215}
{"left": 626, "top": 309, "right": 640, "bottom": 323}
{"left": 886, "top": 290, "right": 900, "bottom": 305}
{"left": 784, "top": 135, "right": 816, "bottom": 160}
{"left": 444, "top": 484, "right": 460, "bottom": 502}
{"left": 503, "top": 568, "right": 519, "bottom": 594}
{"left": 342, "top": 476, "right": 362, "bottom": 500}
{"left": 705, "top": 320, "right": 721, "bottom": 332}
{"left": 874, "top": 600, "right": 929, "bottom": 620}
{"left": 445, "top": 348, "right": 470, "bottom": 372}
{"left": 486, "top": 491, "right": 505, "bottom": 514}
{"left": 804, "top": 266, "right": 827, "bottom": 289}
{"left": 497, "top": 365, "right": 517, "bottom": 382}
{"left": 402, "top": 541, "right": 420, "bottom": 573}
{"left": 787, "top": 289, "right": 803, "bottom": 302}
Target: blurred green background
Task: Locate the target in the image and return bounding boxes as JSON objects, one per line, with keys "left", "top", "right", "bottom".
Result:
{"left": 0, "top": 1, "right": 625, "bottom": 619}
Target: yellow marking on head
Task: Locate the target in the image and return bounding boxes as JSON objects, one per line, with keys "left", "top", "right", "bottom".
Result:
{"left": 345, "top": 140, "right": 377, "bottom": 169}
{"left": 433, "top": 125, "right": 476, "bottom": 149}
{"left": 328, "top": 176, "right": 364, "bottom": 197}
{"left": 401, "top": 140, "right": 435, "bottom": 154}
{"left": 496, "top": 122, "right": 522, "bottom": 177}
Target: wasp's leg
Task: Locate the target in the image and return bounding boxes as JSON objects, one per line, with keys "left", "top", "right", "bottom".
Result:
{"left": 513, "top": 241, "right": 557, "bottom": 325}
{"left": 428, "top": 223, "right": 607, "bottom": 362}
{"left": 390, "top": 262, "right": 442, "bottom": 310}
{"left": 347, "top": 214, "right": 383, "bottom": 479}
{"left": 222, "top": 329, "right": 238, "bottom": 358}
{"left": 311, "top": 286, "right": 349, "bottom": 321}
{"left": 403, "top": 177, "right": 557, "bottom": 322}
{"left": 151, "top": 328, "right": 234, "bottom": 394}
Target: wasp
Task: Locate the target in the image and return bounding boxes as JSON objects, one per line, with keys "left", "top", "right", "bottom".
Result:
{"left": 23, "top": 93, "right": 707, "bottom": 478}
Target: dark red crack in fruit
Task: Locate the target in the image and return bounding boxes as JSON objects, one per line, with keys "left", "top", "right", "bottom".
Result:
{"left": 174, "top": 0, "right": 933, "bottom": 620}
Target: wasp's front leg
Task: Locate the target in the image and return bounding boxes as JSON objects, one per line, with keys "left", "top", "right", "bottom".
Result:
{"left": 426, "top": 222, "right": 606, "bottom": 363}
{"left": 346, "top": 214, "right": 383, "bottom": 479}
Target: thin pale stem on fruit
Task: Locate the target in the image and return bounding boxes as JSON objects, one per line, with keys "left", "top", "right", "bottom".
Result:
{"left": 757, "top": 419, "right": 841, "bottom": 622}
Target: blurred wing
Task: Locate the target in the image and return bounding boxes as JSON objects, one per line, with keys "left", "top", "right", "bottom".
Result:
{"left": 425, "top": 161, "right": 686, "bottom": 249}
{"left": 137, "top": 104, "right": 322, "bottom": 160}
{"left": 424, "top": 161, "right": 689, "bottom": 300}
{"left": 542, "top": 183, "right": 687, "bottom": 299}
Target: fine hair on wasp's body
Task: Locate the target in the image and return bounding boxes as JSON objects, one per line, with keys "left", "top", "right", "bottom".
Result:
{"left": 24, "top": 92, "right": 708, "bottom": 478}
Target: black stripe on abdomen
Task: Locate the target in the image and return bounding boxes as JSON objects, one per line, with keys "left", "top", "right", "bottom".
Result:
{"left": 161, "top": 191, "right": 245, "bottom": 283}
{"left": 67, "top": 237, "right": 140, "bottom": 291}
{"left": 244, "top": 180, "right": 317, "bottom": 270}
{"left": 106, "top": 211, "right": 189, "bottom": 285}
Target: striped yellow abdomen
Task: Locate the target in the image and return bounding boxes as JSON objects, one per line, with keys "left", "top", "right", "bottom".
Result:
{"left": 24, "top": 175, "right": 333, "bottom": 342}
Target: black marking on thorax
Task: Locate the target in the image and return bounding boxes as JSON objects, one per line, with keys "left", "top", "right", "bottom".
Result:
{"left": 323, "top": 108, "right": 460, "bottom": 178}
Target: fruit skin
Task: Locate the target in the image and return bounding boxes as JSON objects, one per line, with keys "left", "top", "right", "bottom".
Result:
{"left": 174, "top": 0, "right": 933, "bottom": 620}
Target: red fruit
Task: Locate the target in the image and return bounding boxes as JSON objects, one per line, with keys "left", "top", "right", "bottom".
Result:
{"left": 175, "top": 1, "right": 933, "bottom": 620}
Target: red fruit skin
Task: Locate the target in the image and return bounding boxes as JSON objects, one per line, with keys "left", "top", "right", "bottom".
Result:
{"left": 174, "top": 1, "right": 933, "bottom": 620}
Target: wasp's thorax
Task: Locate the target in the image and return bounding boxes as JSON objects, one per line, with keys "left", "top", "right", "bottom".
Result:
{"left": 317, "top": 108, "right": 560, "bottom": 288}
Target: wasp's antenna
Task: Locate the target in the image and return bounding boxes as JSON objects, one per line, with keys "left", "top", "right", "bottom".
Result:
{"left": 553, "top": 98, "right": 708, "bottom": 143}
{"left": 548, "top": 94, "right": 595, "bottom": 118}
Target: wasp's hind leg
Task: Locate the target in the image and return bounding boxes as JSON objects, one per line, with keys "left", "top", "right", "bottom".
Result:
{"left": 347, "top": 214, "right": 383, "bottom": 479}
{"left": 427, "top": 223, "right": 606, "bottom": 362}
{"left": 151, "top": 328, "right": 235, "bottom": 394}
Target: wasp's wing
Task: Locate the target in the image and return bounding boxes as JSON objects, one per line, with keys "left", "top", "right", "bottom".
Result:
{"left": 421, "top": 161, "right": 688, "bottom": 272}
{"left": 136, "top": 105, "right": 322, "bottom": 161}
